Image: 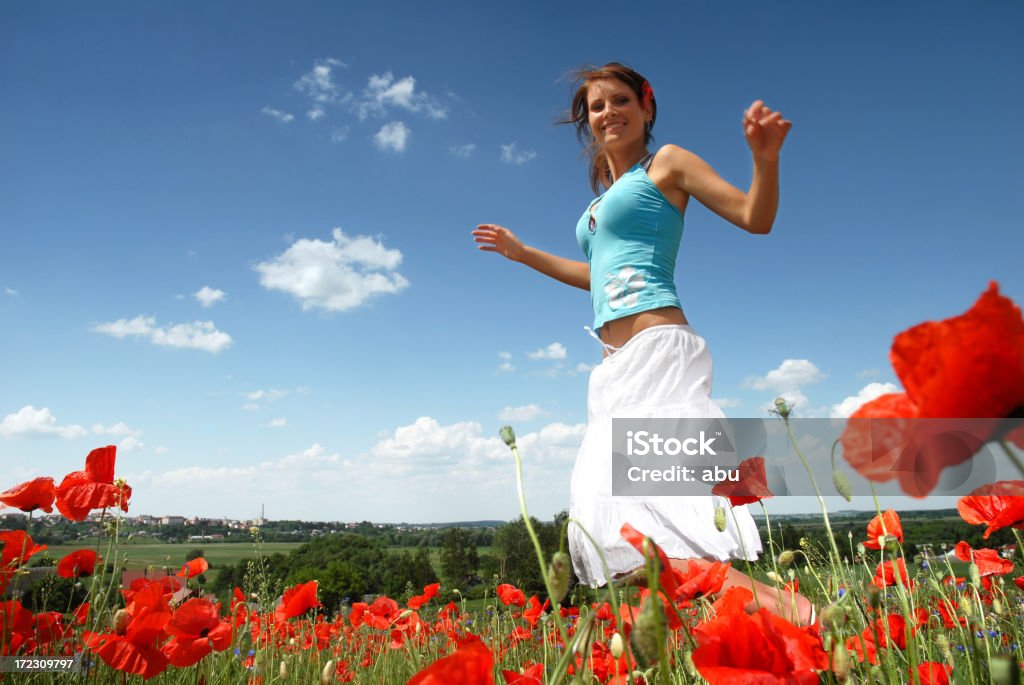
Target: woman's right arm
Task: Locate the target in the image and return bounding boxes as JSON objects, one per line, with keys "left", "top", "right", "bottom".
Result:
{"left": 473, "top": 224, "right": 590, "bottom": 291}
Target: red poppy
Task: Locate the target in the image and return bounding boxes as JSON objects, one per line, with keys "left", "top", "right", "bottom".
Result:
{"left": 0, "top": 530, "right": 47, "bottom": 570}
{"left": 522, "top": 595, "right": 549, "bottom": 628}
{"left": 847, "top": 613, "right": 912, "bottom": 664}
{"left": 496, "top": 583, "right": 526, "bottom": 607}
{"left": 1, "top": 600, "right": 35, "bottom": 654}
{"left": 873, "top": 558, "right": 914, "bottom": 589}
{"left": 57, "top": 549, "right": 99, "bottom": 579}
{"left": 275, "top": 580, "right": 320, "bottom": 621}
{"left": 620, "top": 522, "right": 678, "bottom": 598}
{"left": 33, "top": 610, "right": 71, "bottom": 646}
{"left": 407, "top": 636, "right": 494, "bottom": 685}
{"left": 176, "top": 557, "right": 209, "bottom": 578}
{"left": 692, "top": 606, "right": 827, "bottom": 684}
{"left": 709, "top": 586, "right": 754, "bottom": 618}
{"left": 711, "top": 456, "right": 773, "bottom": 506}
{"left": 1015, "top": 577, "right": 1024, "bottom": 591}
{"left": 0, "top": 477, "right": 56, "bottom": 513}
{"left": 502, "top": 662, "right": 544, "bottom": 684}
{"left": 953, "top": 541, "right": 1014, "bottom": 577}
{"left": 82, "top": 580, "right": 172, "bottom": 680}
{"left": 407, "top": 582, "right": 440, "bottom": 610}
{"left": 55, "top": 445, "right": 132, "bottom": 521}
{"left": 364, "top": 596, "right": 401, "bottom": 630}
{"left": 672, "top": 559, "right": 730, "bottom": 603}
{"left": 915, "top": 662, "right": 953, "bottom": 685}
{"left": 957, "top": 480, "right": 1024, "bottom": 539}
{"left": 162, "top": 598, "right": 232, "bottom": 667}
{"left": 864, "top": 510, "right": 904, "bottom": 550}
{"left": 841, "top": 282, "right": 1024, "bottom": 497}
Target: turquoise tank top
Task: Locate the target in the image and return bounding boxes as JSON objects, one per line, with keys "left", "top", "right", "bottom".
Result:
{"left": 575, "top": 155, "right": 684, "bottom": 330}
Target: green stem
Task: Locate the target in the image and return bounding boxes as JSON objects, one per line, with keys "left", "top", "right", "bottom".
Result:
{"left": 999, "top": 440, "right": 1024, "bottom": 478}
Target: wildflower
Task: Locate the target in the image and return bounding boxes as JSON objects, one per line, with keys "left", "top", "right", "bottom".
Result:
{"left": 610, "top": 632, "right": 624, "bottom": 658}
{"left": 163, "top": 598, "right": 233, "bottom": 667}
{"left": 957, "top": 480, "right": 1024, "bottom": 539}
{"left": 55, "top": 445, "right": 132, "bottom": 520}
{"left": 500, "top": 425, "right": 517, "bottom": 447}
{"left": 176, "top": 557, "right": 209, "bottom": 578}
{"left": 548, "top": 551, "right": 571, "bottom": 603}
{"left": 777, "top": 550, "right": 796, "bottom": 567}
{"left": 630, "top": 592, "right": 667, "bottom": 669}
{"left": 840, "top": 282, "right": 1024, "bottom": 497}
{"left": 496, "top": 583, "right": 526, "bottom": 607}
{"left": 954, "top": 541, "right": 1014, "bottom": 577}
{"left": 407, "top": 582, "right": 440, "bottom": 610}
{"left": 407, "top": 637, "right": 494, "bottom": 685}
{"left": 620, "top": 522, "right": 679, "bottom": 597}
{"left": 915, "top": 661, "right": 953, "bottom": 685}
{"left": 711, "top": 456, "right": 773, "bottom": 506}
{"left": 501, "top": 662, "right": 544, "bottom": 684}
{"left": 274, "top": 580, "right": 320, "bottom": 621}
{"left": 864, "top": 510, "right": 904, "bottom": 550}
{"left": 774, "top": 397, "right": 792, "bottom": 419}
{"left": 57, "top": 550, "right": 99, "bottom": 579}
{"left": 832, "top": 469, "right": 853, "bottom": 501}
{"left": 0, "top": 476, "right": 56, "bottom": 513}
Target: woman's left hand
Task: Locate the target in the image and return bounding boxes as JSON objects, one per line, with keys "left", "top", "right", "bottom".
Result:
{"left": 743, "top": 100, "right": 792, "bottom": 163}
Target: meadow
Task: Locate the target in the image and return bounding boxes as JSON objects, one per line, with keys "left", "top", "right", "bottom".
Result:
{"left": 1, "top": 281, "right": 1022, "bottom": 684}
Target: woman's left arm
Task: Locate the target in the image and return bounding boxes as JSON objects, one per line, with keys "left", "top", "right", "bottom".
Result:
{"left": 669, "top": 100, "right": 792, "bottom": 235}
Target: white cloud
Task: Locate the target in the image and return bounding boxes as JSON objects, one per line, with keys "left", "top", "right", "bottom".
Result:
{"left": 498, "top": 362, "right": 515, "bottom": 373}
{"left": 194, "top": 286, "right": 226, "bottom": 308}
{"left": 575, "top": 362, "right": 597, "bottom": 374}
{"left": 261, "top": 106, "right": 295, "bottom": 123}
{"left": 498, "top": 404, "right": 546, "bottom": 421}
{"left": 498, "top": 352, "right": 512, "bottom": 360}
{"left": 119, "top": 436, "right": 144, "bottom": 453}
{"left": 254, "top": 227, "right": 409, "bottom": 312}
{"left": 268, "top": 418, "right": 287, "bottom": 428}
{"left": 330, "top": 127, "right": 350, "bottom": 143}
{"left": 743, "top": 359, "right": 825, "bottom": 391}
{"left": 294, "top": 58, "right": 348, "bottom": 105}
{"left": 830, "top": 382, "right": 901, "bottom": 418}
{"left": 358, "top": 72, "right": 447, "bottom": 121}
{"left": 714, "top": 397, "right": 743, "bottom": 408}
{"left": 0, "top": 406, "right": 87, "bottom": 439}
{"left": 242, "top": 403, "right": 260, "bottom": 412}
{"left": 245, "top": 388, "right": 292, "bottom": 402}
{"left": 858, "top": 368, "right": 882, "bottom": 379}
{"left": 449, "top": 144, "right": 476, "bottom": 158}
{"left": 528, "top": 342, "right": 567, "bottom": 361}
{"left": 307, "top": 106, "right": 325, "bottom": 121}
{"left": 92, "top": 316, "right": 232, "bottom": 353}
{"left": 500, "top": 143, "right": 537, "bottom": 165}
{"left": 4, "top": 288, "right": 17, "bottom": 296}
{"left": 92, "top": 422, "right": 142, "bottom": 437}
{"left": 154, "top": 446, "right": 169, "bottom": 455}
{"left": 373, "top": 121, "right": 410, "bottom": 152}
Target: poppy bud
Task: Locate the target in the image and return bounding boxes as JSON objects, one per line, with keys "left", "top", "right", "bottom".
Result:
{"left": 820, "top": 604, "right": 848, "bottom": 633}
{"left": 777, "top": 550, "right": 796, "bottom": 567}
{"left": 856, "top": 543, "right": 866, "bottom": 556}
{"left": 935, "top": 633, "right": 953, "bottom": 664}
{"left": 831, "top": 641, "right": 850, "bottom": 681}
{"left": 548, "top": 551, "right": 571, "bottom": 604}
{"left": 500, "top": 425, "right": 517, "bottom": 447}
{"left": 787, "top": 568, "right": 796, "bottom": 581}
{"left": 773, "top": 397, "right": 791, "bottom": 419}
{"left": 630, "top": 595, "right": 666, "bottom": 669}
{"left": 610, "top": 632, "right": 624, "bottom": 659}
{"left": 993, "top": 598, "right": 1004, "bottom": 617}
{"left": 398, "top": 609, "right": 413, "bottom": 619}
{"left": 714, "top": 506, "right": 727, "bottom": 532}
{"left": 832, "top": 469, "right": 852, "bottom": 501}
{"left": 682, "top": 649, "right": 698, "bottom": 679}
{"left": 279, "top": 660, "right": 287, "bottom": 679}
{"left": 765, "top": 571, "right": 783, "bottom": 585}
{"left": 112, "top": 609, "right": 131, "bottom": 635}
{"left": 320, "top": 660, "right": 336, "bottom": 685}
{"left": 968, "top": 563, "right": 981, "bottom": 587}
{"left": 866, "top": 586, "right": 882, "bottom": 611}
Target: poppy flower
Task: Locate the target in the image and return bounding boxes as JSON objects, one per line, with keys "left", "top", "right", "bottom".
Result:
{"left": 407, "top": 636, "right": 494, "bottom": 685}
{"left": 364, "top": 596, "right": 401, "bottom": 630}
{"left": 407, "top": 582, "right": 440, "bottom": 610}
{"left": 672, "top": 559, "right": 730, "bottom": 603}
{"left": 274, "top": 580, "right": 320, "bottom": 621}
{"left": 1015, "top": 577, "right": 1024, "bottom": 591}
{"left": 709, "top": 586, "right": 754, "bottom": 618}
{"left": 692, "top": 606, "right": 827, "bottom": 684}
{"left": 162, "top": 598, "right": 232, "bottom": 667}
{"left": 953, "top": 541, "right": 1014, "bottom": 577}
{"left": 620, "top": 522, "right": 679, "bottom": 598}
{"left": 502, "top": 662, "right": 544, "bottom": 684}
{"left": 0, "top": 477, "right": 56, "bottom": 513}
{"left": 176, "top": 557, "right": 209, "bottom": 578}
{"left": 55, "top": 445, "right": 132, "bottom": 521}
{"left": 915, "top": 662, "right": 953, "bottom": 685}
{"left": 1, "top": 530, "right": 47, "bottom": 590}
{"left": 33, "top": 610, "right": 71, "bottom": 646}
{"left": 864, "top": 510, "right": 904, "bottom": 550}
{"left": 846, "top": 613, "right": 913, "bottom": 664}
{"left": 957, "top": 480, "right": 1024, "bottom": 538}
{"left": 82, "top": 581, "right": 172, "bottom": 680}
{"left": 496, "top": 583, "right": 526, "bottom": 607}
{"left": 522, "top": 595, "right": 549, "bottom": 628}
{"left": 873, "top": 558, "right": 914, "bottom": 589}
{"left": 841, "top": 282, "right": 1024, "bottom": 497}
{"left": 57, "top": 549, "right": 99, "bottom": 579}
{"left": 711, "top": 456, "right": 773, "bottom": 506}
{"left": 1, "top": 600, "right": 35, "bottom": 654}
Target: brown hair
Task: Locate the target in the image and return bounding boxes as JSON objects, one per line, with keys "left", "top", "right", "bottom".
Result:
{"left": 560, "top": 62, "right": 657, "bottom": 194}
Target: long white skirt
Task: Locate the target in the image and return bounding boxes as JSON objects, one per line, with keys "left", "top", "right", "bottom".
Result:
{"left": 568, "top": 324, "right": 763, "bottom": 587}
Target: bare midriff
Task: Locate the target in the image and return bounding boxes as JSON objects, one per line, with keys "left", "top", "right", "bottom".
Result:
{"left": 598, "top": 306, "right": 687, "bottom": 355}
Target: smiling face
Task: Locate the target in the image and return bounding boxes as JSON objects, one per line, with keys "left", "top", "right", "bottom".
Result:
{"left": 586, "top": 78, "right": 649, "bottom": 151}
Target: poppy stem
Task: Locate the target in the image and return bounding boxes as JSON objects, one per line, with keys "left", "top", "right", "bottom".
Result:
{"left": 998, "top": 440, "right": 1024, "bottom": 478}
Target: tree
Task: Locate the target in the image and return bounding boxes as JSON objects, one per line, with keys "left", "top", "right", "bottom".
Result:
{"left": 186, "top": 549, "right": 205, "bottom": 562}
{"left": 492, "top": 514, "right": 565, "bottom": 593}
{"left": 439, "top": 528, "right": 479, "bottom": 588}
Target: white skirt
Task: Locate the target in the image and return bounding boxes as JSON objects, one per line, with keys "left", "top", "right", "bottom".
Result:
{"left": 568, "top": 324, "right": 763, "bottom": 587}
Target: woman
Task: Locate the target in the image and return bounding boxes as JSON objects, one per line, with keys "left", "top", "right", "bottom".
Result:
{"left": 474, "top": 63, "right": 812, "bottom": 625}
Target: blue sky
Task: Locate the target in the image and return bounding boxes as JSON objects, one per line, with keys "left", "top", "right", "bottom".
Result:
{"left": 2, "top": 1, "right": 1021, "bottom": 523}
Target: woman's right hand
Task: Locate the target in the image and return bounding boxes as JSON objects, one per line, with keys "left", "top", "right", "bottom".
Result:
{"left": 472, "top": 224, "right": 526, "bottom": 262}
